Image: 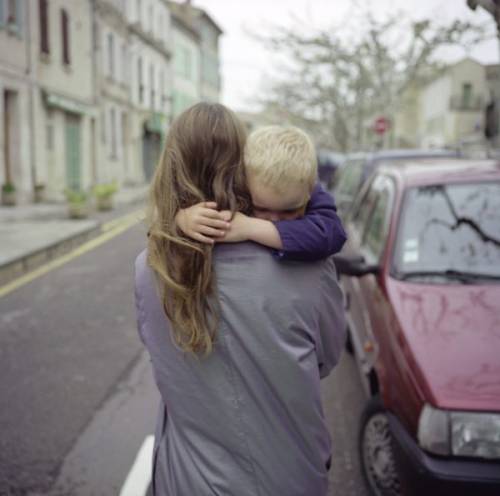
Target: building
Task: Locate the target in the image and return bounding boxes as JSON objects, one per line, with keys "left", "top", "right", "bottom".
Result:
{"left": 124, "top": 0, "right": 173, "bottom": 181}
{"left": 0, "top": 0, "right": 221, "bottom": 205}
{"left": 168, "top": 1, "right": 201, "bottom": 117}
{"left": 93, "top": 0, "right": 133, "bottom": 186}
{"left": 393, "top": 58, "right": 497, "bottom": 149}
{"left": 192, "top": 6, "right": 222, "bottom": 103}
{"left": 167, "top": 0, "right": 222, "bottom": 117}
{"left": 0, "top": 0, "right": 32, "bottom": 203}
{"left": 1, "top": 0, "right": 97, "bottom": 203}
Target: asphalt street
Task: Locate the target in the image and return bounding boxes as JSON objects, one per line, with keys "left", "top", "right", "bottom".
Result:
{"left": 0, "top": 220, "right": 370, "bottom": 496}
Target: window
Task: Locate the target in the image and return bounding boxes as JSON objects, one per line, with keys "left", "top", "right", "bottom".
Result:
{"left": 148, "top": 4, "right": 153, "bottom": 33}
{"left": 110, "top": 107, "right": 117, "bottom": 158}
{"left": 149, "top": 63, "right": 155, "bottom": 109}
{"left": 175, "top": 45, "right": 192, "bottom": 79}
{"left": 121, "top": 43, "right": 127, "bottom": 83}
{"left": 101, "top": 108, "right": 106, "bottom": 144}
{"left": 362, "top": 189, "right": 390, "bottom": 260}
{"left": 159, "top": 69, "right": 165, "bottom": 109}
{"left": 7, "top": 0, "right": 15, "bottom": 22}
{"left": 138, "top": 56, "right": 144, "bottom": 103}
{"left": 46, "top": 119, "right": 54, "bottom": 150}
{"left": 136, "top": 0, "right": 142, "bottom": 24}
{"left": 61, "top": 9, "right": 70, "bottom": 65}
{"left": 39, "top": 0, "right": 49, "bottom": 54}
{"left": 462, "top": 82, "right": 472, "bottom": 108}
{"left": 2, "top": 0, "right": 23, "bottom": 34}
{"left": 107, "top": 32, "right": 114, "bottom": 78}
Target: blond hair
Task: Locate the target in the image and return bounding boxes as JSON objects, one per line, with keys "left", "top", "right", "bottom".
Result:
{"left": 244, "top": 125, "right": 317, "bottom": 193}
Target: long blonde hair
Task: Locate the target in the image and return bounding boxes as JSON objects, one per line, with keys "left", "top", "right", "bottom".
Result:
{"left": 146, "top": 103, "right": 252, "bottom": 355}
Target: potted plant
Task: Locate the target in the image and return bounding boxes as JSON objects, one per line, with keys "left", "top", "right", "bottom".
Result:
{"left": 1, "top": 182, "right": 17, "bottom": 206}
{"left": 65, "top": 188, "right": 89, "bottom": 219}
{"left": 34, "top": 183, "right": 46, "bottom": 203}
{"left": 93, "top": 182, "right": 118, "bottom": 211}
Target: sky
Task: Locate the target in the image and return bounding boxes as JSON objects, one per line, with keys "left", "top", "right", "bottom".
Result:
{"left": 191, "top": 0, "right": 499, "bottom": 112}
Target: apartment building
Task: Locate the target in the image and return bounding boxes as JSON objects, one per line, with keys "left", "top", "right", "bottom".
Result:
{"left": 0, "top": 0, "right": 221, "bottom": 204}
{"left": 394, "top": 58, "right": 497, "bottom": 148}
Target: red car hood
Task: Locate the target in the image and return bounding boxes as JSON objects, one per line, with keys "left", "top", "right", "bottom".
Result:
{"left": 387, "top": 278, "right": 500, "bottom": 412}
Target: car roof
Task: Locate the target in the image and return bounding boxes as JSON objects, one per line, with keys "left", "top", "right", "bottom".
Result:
{"left": 345, "top": 148, "right": 457, "bottom": 162}
{"left": 378, "top": 158, "right": 500, "bottom": 187}
{"left": 369, "top": 148, "right": 458, "bottom": 160}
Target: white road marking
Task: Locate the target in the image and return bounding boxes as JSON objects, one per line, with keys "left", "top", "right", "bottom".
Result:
{"left": 119, "top": 435, "right": 155, "bottom": 496}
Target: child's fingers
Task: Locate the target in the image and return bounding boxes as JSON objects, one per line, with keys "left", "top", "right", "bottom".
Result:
{"left": 200, "top": 217, "right": 230, "bottom": 230}
{"left": 199, "top": 226, "right": 226, "bottom": 237}
{"left": 201, "top": 208, "right": 226, "bottom": 219}
{"left": 202, "top": 202, "right": 217, "bottom": 209}
{"left": 192, "top": 232, "right": 215, "bottom": 244}
{"left": 219, "top": 210, "right": 232, "bottom": 222}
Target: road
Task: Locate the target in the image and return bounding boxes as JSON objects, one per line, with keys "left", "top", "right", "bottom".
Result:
{"left": 0, "top": 220, "right": 370, "bottom": 496}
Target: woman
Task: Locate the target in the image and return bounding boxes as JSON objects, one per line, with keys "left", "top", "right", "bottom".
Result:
{"left": 135, "top": 102, "right": 345, "bottom": 495}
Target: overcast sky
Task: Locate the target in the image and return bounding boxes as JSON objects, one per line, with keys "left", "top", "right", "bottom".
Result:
{"left": 191, "top": 0, "right": 498, "bottom": 112}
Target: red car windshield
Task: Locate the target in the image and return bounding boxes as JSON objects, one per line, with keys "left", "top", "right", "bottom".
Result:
{"left": 393, "top": 181, "right": 500, "bottom": 282}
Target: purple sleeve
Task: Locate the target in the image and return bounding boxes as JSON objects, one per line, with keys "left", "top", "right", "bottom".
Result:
{"left": 273, "top": 183, "right": 347, "bottom": 261}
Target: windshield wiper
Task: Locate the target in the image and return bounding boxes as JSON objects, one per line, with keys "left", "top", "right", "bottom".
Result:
{"left": 397, "top": 269, "right": 500, "bottom": 284}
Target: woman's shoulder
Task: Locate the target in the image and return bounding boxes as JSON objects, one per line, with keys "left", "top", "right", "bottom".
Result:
{"left": 134, "top": 249, "right": 148, "bottom": 273}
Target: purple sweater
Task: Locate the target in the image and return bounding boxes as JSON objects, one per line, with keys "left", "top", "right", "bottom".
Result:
{"left": 273, "top": 183, "right": 347, "bottom": 261}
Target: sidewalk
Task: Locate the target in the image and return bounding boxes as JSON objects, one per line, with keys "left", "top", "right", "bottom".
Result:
{"left": 0, "top": 185, "right": 148, "bottom": 286}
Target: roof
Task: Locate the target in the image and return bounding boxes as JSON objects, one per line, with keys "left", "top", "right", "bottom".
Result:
{"left": 166, "top": 1, "right": 223, "bottom": 38}
{"left": 378, "top": 158, "right": 500, "bottom": 188}
{"left": 167, "top": 1, "right": 200, "bottom": 39}
{"left": 190, "top": 6, "right": 223, "bottom": 34}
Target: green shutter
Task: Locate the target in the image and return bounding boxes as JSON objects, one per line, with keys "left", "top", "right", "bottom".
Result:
{"left": 65, "top": 114, "right": 82, "bottom": 190}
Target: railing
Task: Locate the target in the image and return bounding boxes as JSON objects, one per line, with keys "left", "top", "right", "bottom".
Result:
{"left": 449, "top": 95, "right": 484, "bottom": 111}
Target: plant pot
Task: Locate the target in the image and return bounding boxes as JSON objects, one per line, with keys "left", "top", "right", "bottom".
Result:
{"left": 1, "top": 190, "right": 17, "bottom": 206}
{"left": 68, "top": 202, "right": 89, "bottom": 219}
{"left": 96, "top": 196, "right": 114, "bottom": 211}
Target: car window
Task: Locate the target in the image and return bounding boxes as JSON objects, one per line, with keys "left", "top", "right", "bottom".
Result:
{"left": 336, "top": 159, "right": 364, "bottom": 199}
{"left": 393, "top": 181, "right": 500, "bottom": 279}
{"left": 350, "top": 183, "right": 377, "bottom": 236}
{"left": 362, "top": 188, "right": 390, "bottom": 261}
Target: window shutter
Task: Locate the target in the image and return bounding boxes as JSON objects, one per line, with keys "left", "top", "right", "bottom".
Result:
{"left": 61, "top": 9, "right": 70, "bottom": 65}
{"left": 39, "top": 0, "right": 49, "bottom": 54}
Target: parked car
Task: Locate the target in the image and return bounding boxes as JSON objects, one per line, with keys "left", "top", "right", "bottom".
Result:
{"left": 333, "top": 149, "right": 460, "bottom": 218}
{"left": 334, "top": 158, "right": 500, "bottom": 496}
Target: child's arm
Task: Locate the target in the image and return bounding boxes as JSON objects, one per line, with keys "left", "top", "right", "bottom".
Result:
{"left": 273, "top": 183, "right": 347, "bottom": 261}
{"left": 220, "top": 213, "right": 283, "bottom": 249}
{"left": 175, "top": 203, "right": 283, "bottom": 248}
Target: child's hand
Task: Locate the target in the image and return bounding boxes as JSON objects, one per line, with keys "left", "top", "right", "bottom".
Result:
{"left": 219, "top": 212, "right": 251, "bottom": 243}
{"left": 175, "top": 202, "right": 230, "bottom": 244}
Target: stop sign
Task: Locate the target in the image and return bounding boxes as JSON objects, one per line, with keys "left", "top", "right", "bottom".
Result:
{"left": 374, "top": 117, "right": 390, "bottom": 135}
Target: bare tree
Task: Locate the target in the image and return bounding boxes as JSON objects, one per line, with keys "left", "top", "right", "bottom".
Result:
{"left": 253, "top": 8, "right": 492, "bottom": 151}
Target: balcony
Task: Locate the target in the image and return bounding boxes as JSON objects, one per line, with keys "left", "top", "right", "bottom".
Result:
{"left": 449, "top": 95, "right": 484, "bottom": 112}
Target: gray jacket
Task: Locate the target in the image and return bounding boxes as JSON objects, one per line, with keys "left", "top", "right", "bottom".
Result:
{"left": 134, "top": 242, "right": 346, "bottom": 496}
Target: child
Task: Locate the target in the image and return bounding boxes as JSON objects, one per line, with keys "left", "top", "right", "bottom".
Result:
{"left": 175, "top": 125, "right": 346, "bottom": 261}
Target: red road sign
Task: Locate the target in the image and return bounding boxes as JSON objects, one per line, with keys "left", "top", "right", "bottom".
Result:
{"left": 374, "top": 117, "right": 390, "bottom": 135}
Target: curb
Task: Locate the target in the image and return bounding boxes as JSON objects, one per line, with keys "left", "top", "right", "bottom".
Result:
{"left": 0, "top": 223, "right": 102, "bottom": 287}
{"left": 0, "top": 205, "right": 146, "bottom": 288}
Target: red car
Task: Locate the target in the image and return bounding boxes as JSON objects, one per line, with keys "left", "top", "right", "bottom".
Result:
{"left": 334, "top": 159, "right": 500, "bottom": 496}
